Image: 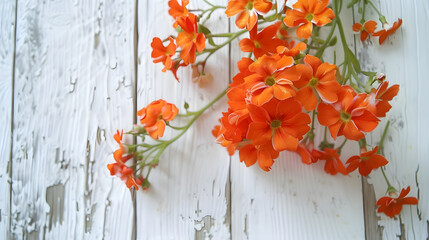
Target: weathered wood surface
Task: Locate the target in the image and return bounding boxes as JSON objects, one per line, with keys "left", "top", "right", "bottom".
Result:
{"left": 136, "top": 1, "right": 231, "bottom": 239}
{"left": 0, "top": 1, "right": 16, "bottom": 239}
{"left": 10, "top": 0, "right": 136, "bottom": 239}
{"left": 0, "top": 0, "right": 428, "bottom": 239}
{"left": 356, "top": 1, "right": 429, "bottom": 239}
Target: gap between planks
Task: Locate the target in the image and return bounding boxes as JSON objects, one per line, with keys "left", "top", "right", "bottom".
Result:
{"left": 132, "top": 0, "right": 139, "bottom": 239}
{"left": 8, "top": 0, "right": 18, "bottom": 238}
{"left": 350, "top": 5, "right": 382, "bottom": 240}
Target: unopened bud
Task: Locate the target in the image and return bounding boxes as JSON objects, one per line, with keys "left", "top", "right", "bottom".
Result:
{"left": 377, "top": 73, "right": 386, "bottom": 82}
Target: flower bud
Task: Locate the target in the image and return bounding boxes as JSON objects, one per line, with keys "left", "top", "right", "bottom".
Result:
{"left": 377, "top": 73, "right": 386, "bottom": 82}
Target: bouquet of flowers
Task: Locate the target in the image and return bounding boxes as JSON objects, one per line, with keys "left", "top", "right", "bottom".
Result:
{"left": 108, "top": 0, "right": 417, "bottom": 219}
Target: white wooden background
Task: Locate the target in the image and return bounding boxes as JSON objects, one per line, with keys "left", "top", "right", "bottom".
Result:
{"left": 0, "top": 0, "right": 427, "bottom": 239}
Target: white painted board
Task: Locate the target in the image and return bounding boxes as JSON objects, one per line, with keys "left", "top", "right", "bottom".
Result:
{"left": 136, "top": 1, "right": 231, "bottom": 239}
{"left": 355, "top": 0, "right": 429, "bottom": 239}
{"left": 11, "top": 0, "right": 136, "bottom": 239}
{"left": 0, "top": 1, "right": 16, "bottom": 239}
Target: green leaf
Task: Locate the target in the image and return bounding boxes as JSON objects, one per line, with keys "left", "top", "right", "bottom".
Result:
{"left": 329, "top": 36, "right": 337, "bottom": 46}
{"left": 198, "top": 24, "right": 211, "bottom": 35}
{"left": 198, "top": 24, "right": 218, "bottom": 46}
{"left": 347, "top": 0, "right": 360, "bottom": 8}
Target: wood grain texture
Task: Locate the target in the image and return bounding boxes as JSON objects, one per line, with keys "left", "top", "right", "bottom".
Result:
{"left": 229, "top": 3, "right": 366, "bottom": 240}
{"left": 0, "top": 1, "right": 16, "bottom": 239}
{"left": 2, "top": 0, "right": 428, "bottom": 239}
{"left": 355, "top": 1, "right": 429, "bottom": 239}
{"left": 11, "top": 0, "right": 136, "bottom": 239}
{"left": 136, "top": 1, "right": 231, "bottom": 239}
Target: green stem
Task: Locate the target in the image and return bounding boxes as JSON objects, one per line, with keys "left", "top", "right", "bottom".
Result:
{"left": 164, "top": 88, "right": 227, "bottom": 147}
{"left": 315, "top": 21, "right": 337, "bottom": 58}
{"left": 367, "top": 0, "right": 384, "bottom": 18}
{"left": 337, "top": 138, "right": 348, "bottom": 153}
{"left": 376, "top": 121, "right": 397, "bottom": 193}
{"left": 380, "top": 167, "right": 396, "bottom": 193}
{"left": 139, "top": 89, "right": 227, "bottom": 180}
{"left": 307, "top": 110, "right": 317, "bottom": 140}
{"left": 202, "top": 0, "right": 214, "bottom": 7}
{"left": 205, "top": 32, "right": 237, "bottom": 38}
{"left": 310, "top": 111, "right": 315, "bottom": 130}
{"left": 360, "top": 0, "right": 366, "bottom": 23}
{"left": 204, "top": 29, "right": 247, "bottom": 52}
{"left": 378, "top": 120, "right": 390, "bottom": 154}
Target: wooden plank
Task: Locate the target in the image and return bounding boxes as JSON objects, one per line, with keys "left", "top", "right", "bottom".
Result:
{"left": 355, "top": 0, "right": 429, "bottom": 239}
{"left": 11, "top": 0, "right": 136, "bottom": 238}
{"left": 230, "top": 3, "right": 366, "bottom": 240}
{"left": 0, "top": 1, "right": 16, "bottom": 239}
{"left": 136, "top": 1, "right": 231, "bottom": 239}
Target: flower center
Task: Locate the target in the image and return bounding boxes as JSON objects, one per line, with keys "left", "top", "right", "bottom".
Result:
{"left": 305, "top": 13, "right": 314, "bottom": 22}
{"left": 245, "top": 2, "right": 254, "bottom": 10}
{"left": 254, "top": 40, "right": 261, "bottom": 48}
{"left": 265, "top": 76, "right": 276, "bottom": 86}
{"left": 309, "top": 77, "right": 318, "bottom": 87}
{"left": 340, "top": 111, "right": 351, "bottom": 122}
{"left": 361, "top": 156, "right": 370, "bottom": 162}
{"left": 270, "top": 120, "right": 282, "bottom": 129}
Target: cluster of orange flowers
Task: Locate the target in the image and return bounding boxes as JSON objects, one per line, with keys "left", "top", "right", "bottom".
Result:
{"left": 108, "top": 130, "right": 142, "bottom": 190}
{"left": 109, "top": 0, "right": 418, "bottom": 218}
{"left": 109, "top": 100, "right": 179, "bottom": 190}
{"left": 213, "top": 36, "right": 400, "bottom": 175}
{"left": 151, "top": 0, "right": 205, "bottom": 81}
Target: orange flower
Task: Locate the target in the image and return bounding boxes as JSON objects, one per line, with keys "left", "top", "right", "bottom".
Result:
{"left": 366, "top": 81, "right": 399, "bottom": 117}
{"left": 225, "top": 0, "right": 273, "bottom": 30}
{"left": 239, "top": 142, "right": 279, "bottom": 171}
{"left": 346, "top": 146, "right": 388, "bottom": 176}
{"left": 376, "top": 186, "right": 418, "bottom": 218}
{"left": 168, "top": 0, "right": 189, "bottom": 19}
{"left": 276, "top": 42, "right": 307, "bottom": 58}
{"left": 212, "top": 124, "right": 238, "bottom": 156}
{"left": 317, "top": 86, "right": 380, "bottom": 141}
{"left": 168, "top": 60, "right": 186, "bottom": 82}
{"left": 296, "top": 141, "right": 317, "bottom": 164}
{"left": 230, "top": 57, "right": 254, "bottom": 88}
{"left": 113, "top": 130, "right": 134, "bottom": 164}
{"left": 244, "top": 55, "right": 300, "bottom": 105}
{"left": 247, "top": 98, "right": 311, "bottom": 152}
{"left": 373, "top": 18, "right": 402, "bottom": 44}
{"left": 107, "top": 163, "right": 142, "bottom": 190}
{"left": 312, "top": 148, "right": 347, "bottom": 175}
{"left": 294, "top": 55, "right": 340, "bottom": 111}
{"left": 217, "top": 109, "right": 250, "bottom": 146}
{"left": 227, "top": 87, "right": 250, "bottom": 124}
{"left": 176, "top": 13, "right": 206, "bottom": 64}
{"left": 151, "top": 37, "right": 177, "bottom": 72}
{"left": 108, "top": 130, "right": 141, "bottom": 190}
{"left": 352, "top": 20, "right": 377, "bottom": 41}
{"left": 239, "top": 24, "right": 284, "bottom": 58}
{"left": 284, "top": 0, "right": 335, "bottom": 39}
{"left": 137, "top": 100, "right": 179, "bottom": 139}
